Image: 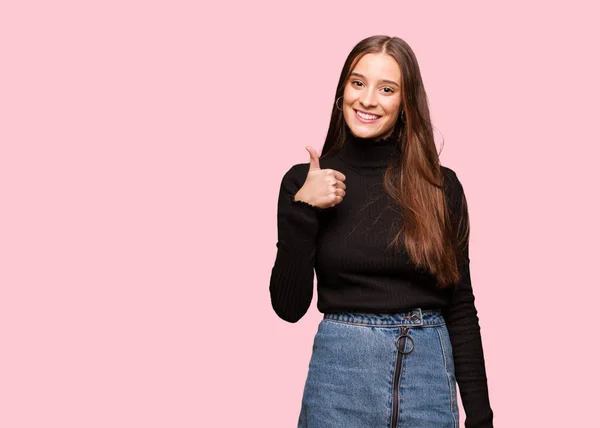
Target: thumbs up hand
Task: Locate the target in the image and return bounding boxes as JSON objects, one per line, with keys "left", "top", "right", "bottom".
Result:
{"left": 294, "top": 146, "right": 347, "bottom": 209}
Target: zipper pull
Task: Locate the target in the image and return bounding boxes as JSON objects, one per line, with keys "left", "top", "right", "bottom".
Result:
{"left": 398, "top": 327, "right": 414, "bottom": 354}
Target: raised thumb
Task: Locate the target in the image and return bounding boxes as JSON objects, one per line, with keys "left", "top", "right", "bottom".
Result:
{"left": 306, "top": 146, "right": 321, "bottom": 171}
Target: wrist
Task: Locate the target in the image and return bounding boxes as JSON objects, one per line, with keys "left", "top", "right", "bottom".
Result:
{"left": 294, "top": 190, "right": 309, "bottom": 204}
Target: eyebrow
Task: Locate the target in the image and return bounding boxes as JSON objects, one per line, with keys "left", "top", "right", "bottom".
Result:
{"left": 350, "top": 72, "right": 400, "bottom": 88}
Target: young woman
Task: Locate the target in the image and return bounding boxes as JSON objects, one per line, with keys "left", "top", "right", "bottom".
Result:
{"left": 269, "top": 35, "right": 494, "bottom": 428}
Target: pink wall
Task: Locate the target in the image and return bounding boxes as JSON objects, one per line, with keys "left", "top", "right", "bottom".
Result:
{"left": 1, "top": 1, "right": 598, "bottom": 426}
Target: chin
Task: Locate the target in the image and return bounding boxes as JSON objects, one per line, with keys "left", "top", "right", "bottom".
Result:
{"left": 350, "top": 127, "right": 384, "bottom": 139}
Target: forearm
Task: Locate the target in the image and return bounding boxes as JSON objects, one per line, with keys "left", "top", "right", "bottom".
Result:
{"left": 269, "top": 165, "right": 322, "bottom": 323}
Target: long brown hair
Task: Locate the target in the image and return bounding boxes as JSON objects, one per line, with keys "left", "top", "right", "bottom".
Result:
{"left": 321, "top": 35, "right": 468, "bottom": 288}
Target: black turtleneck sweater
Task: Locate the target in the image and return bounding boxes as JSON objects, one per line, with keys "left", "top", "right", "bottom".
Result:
{"left": 269, "top": 130, "right": 494, "bottom": 428}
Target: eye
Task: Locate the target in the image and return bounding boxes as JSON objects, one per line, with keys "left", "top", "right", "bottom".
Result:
{"left": 351, "top": 80, "right": 394, "bottom": 94}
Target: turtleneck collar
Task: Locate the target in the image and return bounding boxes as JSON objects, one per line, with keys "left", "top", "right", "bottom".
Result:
{"left": 338, "top": 126, "right": 402, "bottom": 171}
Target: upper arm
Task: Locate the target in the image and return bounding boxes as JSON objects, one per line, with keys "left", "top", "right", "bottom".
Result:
{"left": 442, "top": 166, "right": 470, "bottom": 263}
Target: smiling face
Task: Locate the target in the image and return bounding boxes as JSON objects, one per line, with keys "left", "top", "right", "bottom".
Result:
{"left": 342, "top": 53, "right": 402, "bottom": 140}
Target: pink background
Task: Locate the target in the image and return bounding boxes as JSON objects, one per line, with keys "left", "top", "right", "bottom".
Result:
{"left": 1, "top": 1, "right": 598, "bottom": 426}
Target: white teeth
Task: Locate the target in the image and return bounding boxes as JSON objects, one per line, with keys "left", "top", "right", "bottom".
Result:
{"left": 356, "top": 110, "right": 380, "bottom": 120}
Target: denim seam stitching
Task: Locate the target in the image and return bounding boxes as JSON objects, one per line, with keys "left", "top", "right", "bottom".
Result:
{"left": 323, "top": 319, "right": 445, "bottom": 328}
{"left": 436, "top": 327, "right": 458, "bottom": 428}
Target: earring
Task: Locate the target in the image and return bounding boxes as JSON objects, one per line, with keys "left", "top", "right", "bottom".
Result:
{"left": 401, "top": 110, "right": 406, "bottom": 122}
{"left": 336, "top": 96, "right": 343, "bottom": 111}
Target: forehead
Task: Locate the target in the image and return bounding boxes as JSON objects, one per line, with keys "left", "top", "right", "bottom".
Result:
{"left": 351, "top": 53, "right": 401, "bottom": 81}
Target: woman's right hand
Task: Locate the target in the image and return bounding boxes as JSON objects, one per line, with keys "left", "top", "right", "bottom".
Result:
{"left": 294, "top": 146, "right": 347, "bottom": 209}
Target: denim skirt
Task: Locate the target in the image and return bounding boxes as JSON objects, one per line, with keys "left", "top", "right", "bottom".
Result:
{"left": 297, "top": 308, "right": 459, "bottom": 428}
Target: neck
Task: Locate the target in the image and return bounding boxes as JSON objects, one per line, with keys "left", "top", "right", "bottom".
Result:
{"left": 338, "top": 126, "right": 402, "bottom": 171}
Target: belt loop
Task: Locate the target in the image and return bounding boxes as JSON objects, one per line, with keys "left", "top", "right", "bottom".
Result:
{"left": 410, "top": 308, "right": 423, "bottom": 325}
{"left": 402, "top": 308, "right": 423, "bottom": 325}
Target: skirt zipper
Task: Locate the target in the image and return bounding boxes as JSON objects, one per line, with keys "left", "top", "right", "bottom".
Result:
{"left": 391, "top": 326, "right": 411, "bottom": 428}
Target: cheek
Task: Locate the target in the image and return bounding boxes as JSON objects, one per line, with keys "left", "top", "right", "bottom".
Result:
{"left": 383, "top": 100, "right": 401, "bottom": 117}
{"left": 343, "top": 86, "right": 357, "bottom": 101}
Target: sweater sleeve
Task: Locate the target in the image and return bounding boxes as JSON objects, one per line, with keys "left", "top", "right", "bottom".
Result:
{"left": 269, "top": 163, "right": 324, "bottom": 323}
{"left": 442, "top": 168, "right": 494, "bottom": 428}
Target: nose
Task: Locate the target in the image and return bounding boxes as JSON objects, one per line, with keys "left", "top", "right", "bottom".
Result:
{"left": 359, "top": 88, "right": 377, "bottom": 108}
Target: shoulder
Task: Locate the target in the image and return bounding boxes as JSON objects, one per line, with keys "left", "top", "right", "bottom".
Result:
{"left": 286, "top": 162, "right": 310, "bottom": 175}
{"left": 281, "top": 162, "right": 310, "bottom": 183}
{"left": 441, "top": 165, "right": 460, "bottom": 186}
{"left": 440, "top": 165, "right": 466, "bottom": 207}
{"left": 278, "top": 163, "right": 311, "bottom": 194}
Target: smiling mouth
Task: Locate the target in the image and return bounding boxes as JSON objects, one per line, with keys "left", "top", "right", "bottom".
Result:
{"left": 354, "top": 109, "right": 381, "bottom": 121}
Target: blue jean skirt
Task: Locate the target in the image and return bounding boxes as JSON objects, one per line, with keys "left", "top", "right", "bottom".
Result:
{"left": 297, "top": 308, "right": 459, "bottom": 428}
